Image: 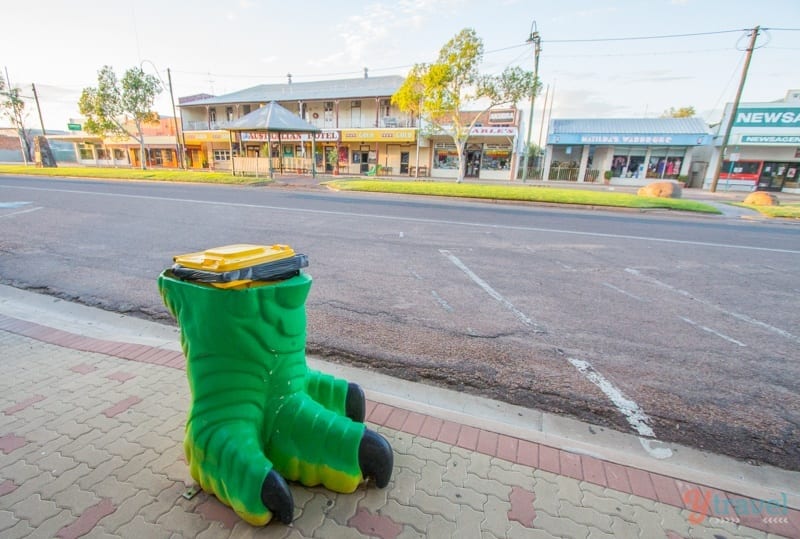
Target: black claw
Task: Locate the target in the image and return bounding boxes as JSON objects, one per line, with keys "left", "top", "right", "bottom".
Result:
{"left": 359, "top": 429, "right": 393, "bottom": 488}
{"left": 261, "top": 469, "right": 294, "bottom": 525}
{"left": 346, "top": 382, "right": 366, "bottom": 423}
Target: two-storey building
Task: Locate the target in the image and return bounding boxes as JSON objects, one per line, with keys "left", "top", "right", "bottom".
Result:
{"left": 178, "top": 75, "right": 422, "bottom": 175}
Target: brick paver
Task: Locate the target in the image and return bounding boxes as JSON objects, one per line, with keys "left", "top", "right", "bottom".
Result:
{"left": 0, "top": 319, "right": 795, "bottom": 539}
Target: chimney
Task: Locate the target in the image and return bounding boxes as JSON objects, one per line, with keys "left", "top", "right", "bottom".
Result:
{"left": 287, "top": 73, "right": 292, "bottom": 85}
{"left": 364, "top": 67, "right": 368, "bottom": 79}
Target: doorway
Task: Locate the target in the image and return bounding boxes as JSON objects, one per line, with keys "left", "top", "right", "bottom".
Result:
{"left": 757, "top": 162, "right": 791, "bottom": 192}
{"left": 466, "top": 148, "right": 482, "bottom": 178}
{"left": 359, "top": 152, "right": 370, "bottom": 174}
{"left": 400, "top": 152, "right": 409, "bottom": 175}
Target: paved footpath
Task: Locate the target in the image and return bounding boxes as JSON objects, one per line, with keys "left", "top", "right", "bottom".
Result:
{"left": 0, "top": 287, "right": 798, "bottom": 538}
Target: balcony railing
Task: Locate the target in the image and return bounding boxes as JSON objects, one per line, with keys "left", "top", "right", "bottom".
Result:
{"left": 182, "top": 117, "right": 417, "bottom": 132}
{"left": 182, "top": 120, "right": 226, "bottom": 131}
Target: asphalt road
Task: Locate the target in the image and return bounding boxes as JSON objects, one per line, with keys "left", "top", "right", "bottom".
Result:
{"left": 1, "top": 175, "right": 798, "bottom": 470}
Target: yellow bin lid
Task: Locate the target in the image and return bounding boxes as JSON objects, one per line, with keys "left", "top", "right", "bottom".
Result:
{"left": 173, "top": 244, "right": 296, "bottom": 272}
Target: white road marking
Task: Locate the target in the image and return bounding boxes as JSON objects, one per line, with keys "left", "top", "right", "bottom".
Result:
{"left": 679, "top": 316, "right": 747, "bottom": 347}
{"left": 0, "top": 206, "right": 43, "bottom": 219}
{"left": 431, "top": 290, "right": 453, "bottom": 312}
{"left": 602, "top": 282, "right": 645, "bottom": 301}
{"left": 626, "top": 268, "right": 800, "bottom": 344}
{"left": 3, "top": 184, "right": 799, "bottom": 254}
{"left": 568, "top": 357, "right": 673, "bottom": 459}
{"left": 440, "top": 249, "right": 542, "bottom": 331}
{"left": 0, "top": 201, "right": 32, "bottom": 208}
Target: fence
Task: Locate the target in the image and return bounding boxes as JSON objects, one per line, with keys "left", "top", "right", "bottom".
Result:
{"left": 232, "top": 156, "right": 314, "bottom": 176}
{"left": 541, "top": 167, "right": 600, "bottom": 182}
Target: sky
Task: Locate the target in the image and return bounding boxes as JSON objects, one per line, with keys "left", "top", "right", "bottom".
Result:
{"left": 1, "top": 0, "right": 799, "bottom": 144}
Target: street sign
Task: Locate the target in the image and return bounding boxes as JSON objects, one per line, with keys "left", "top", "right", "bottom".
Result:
{"left": 67, "top": 123, "right": 82, "bottom": 131}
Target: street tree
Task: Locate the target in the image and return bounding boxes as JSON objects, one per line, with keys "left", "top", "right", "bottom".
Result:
{"left": 78, "top": 65, "right": 162, "bottom": 169}
{"left": 0, "top": 73, "right": 33, "bottom": 162}
{"left": 392, "top": 28, "right": 537, "bottom": 182}
{"left": 662, "top": 106, "right": 696, "bottom": 118}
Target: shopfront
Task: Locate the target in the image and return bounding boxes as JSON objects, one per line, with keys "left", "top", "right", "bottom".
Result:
{"left": 544, "top": 118, "right": 710, "bottom": 185}
{"left": 183, "top": 131, "right": 231, "bottom": 169}
{"left": 339, "top": 128, "right": 417, "bottom": 175}
{"left": 239, "top": 130, "right": 339, "bottom": 172}
{"left": 430, "top": 126, "right": 517, "bottom": 180}
{"left": 706, "top": 91, "right": 800, "bottom": 192}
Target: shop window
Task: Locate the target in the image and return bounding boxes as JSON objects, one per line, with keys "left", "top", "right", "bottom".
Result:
{"left": 96, "top": 148, "right": 111, "bottom": 160}
{"left": 647, "top": 156, "right": 679, "bottom": 178}
{"left": 611, "top": 146, "right": 647, "bottom": 177}
{"left": 433, "top": 144, "right": 459, "bottom": 169}
{"left": 113, "top": 148, "right": 126, "bottom": 160}
{"left": 79, "top": 145, "right": 93, "bottom": 160}
{"left": 151, "top": 149, "right": 163, "bottom": 165}
{"left": 481, "top": 145, "right": 511, "bottom": 170}
{"left": 213, "top": 150, "right": 231, "bottom": 161}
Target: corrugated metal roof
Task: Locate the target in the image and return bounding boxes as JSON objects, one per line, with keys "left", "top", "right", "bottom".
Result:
{"left": 181, "top": 75, "right": 405, "bottom": 107}
{"left": 551, "top": 118, "right": 709, "bottom": 135}
{"left": 225, "top": 101, "right": 320, "bottom": 132}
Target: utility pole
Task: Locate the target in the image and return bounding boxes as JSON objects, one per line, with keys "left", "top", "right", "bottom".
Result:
{"left": 521, "top": 21, "right": 541, "bottom": 182}
{"left": 710, "top": 26, "right": 760, "bottom": 193}
{"left": 31, "top": 83, "right": 46, "bottom": 135}
{"left": 167, "top": 68, "right": 185, "bottom": 169}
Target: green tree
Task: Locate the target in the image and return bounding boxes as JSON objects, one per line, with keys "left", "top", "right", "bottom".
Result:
{"left": 79, "top": 65, "right": 162, "bottom": 169}
{"left": 392, "top": 28, "right": 537, "bottom": 183}
{"left": 0, "top": 74, "right": 32, "bottom": 162}
{"left": 661, "top": 106, "right": 696, "bottom": 118}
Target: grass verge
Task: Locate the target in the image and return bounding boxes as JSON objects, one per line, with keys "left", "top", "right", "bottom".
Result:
{"left": 328, "top": 180, "right": 722, "bottom": 214}
{"left": 0, "top": 164, "right": 253, "bottom": 185}
{"left": 733, "top": 203, "right": 800, "bottom": 219}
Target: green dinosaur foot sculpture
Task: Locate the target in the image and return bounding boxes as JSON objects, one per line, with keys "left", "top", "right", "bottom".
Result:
{"left": 159, "top": 270, "right": 391, "bottom": 526}
{"left": 304, "top": 369, "right": 366, "bottom": 422}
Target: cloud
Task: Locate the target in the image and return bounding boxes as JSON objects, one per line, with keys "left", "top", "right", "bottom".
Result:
{"left": 549, "top": 88, "right": 634, "bottom": 118}
{"left": 621, "top": 70, "right": 695, "bottom": 84}
{"left": 575, "top": 7, "right": 619, "bottom": 18}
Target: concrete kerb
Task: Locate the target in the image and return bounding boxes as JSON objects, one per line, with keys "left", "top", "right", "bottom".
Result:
{"left": 1, "top": 282, "right": 798, "bottom": 514}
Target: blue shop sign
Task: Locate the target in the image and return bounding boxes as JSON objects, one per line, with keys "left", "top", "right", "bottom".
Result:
{"left": 547, "top": 133, "right": 709, "bottom": 145}
{"left": 741, "top": 135, "right": 800, "bottom": 144}
{"left": 734, "top": 108, "right": 800, "bottom": 127}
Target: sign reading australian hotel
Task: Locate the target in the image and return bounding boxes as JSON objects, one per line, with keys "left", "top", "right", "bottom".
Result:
{"left": 734, "top": 108, "right": 800, "bottom": 127}
{"left": 240, "top": 130, "right": 339, "bottom": 142}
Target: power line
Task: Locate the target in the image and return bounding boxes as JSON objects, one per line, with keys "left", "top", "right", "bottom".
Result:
{"left": 543, "top": 28, "right": 748, "bottom": 43}
{"left": 545, "top": 47, "right": 734, "bottom": 59}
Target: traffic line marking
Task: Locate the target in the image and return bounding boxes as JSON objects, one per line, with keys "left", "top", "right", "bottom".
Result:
{"left": 626, "top": 268, "right": 800, "bottom": 344}
{"left": 4, "top": 184, "right": 800, "bottom": 254}
{"left": 0, "top": 206, "right": 42, "bottom": 219}
{"left": 602, "top": 282, "right": 646, "bottom": 301}
{"left": 440, "top": 249, "right": 543, "bottom": 332}
{"left": 568, "top": 357, "right": 673, "bottom": 460}
{"left": 679, "top": 316, "right": 747, "bottom": 347}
